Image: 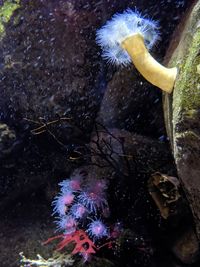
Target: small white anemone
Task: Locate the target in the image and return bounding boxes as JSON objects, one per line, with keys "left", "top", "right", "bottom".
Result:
{"left": 96, "top": 8, "right": 177, "bottom": 93}
{"left": 96, "top": 9, "right": 160, "bottom": 66}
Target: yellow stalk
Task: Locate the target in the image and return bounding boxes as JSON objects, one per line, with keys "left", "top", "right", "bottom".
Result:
{"left": 121, "top": 34, "right": 177, "bottom": 93}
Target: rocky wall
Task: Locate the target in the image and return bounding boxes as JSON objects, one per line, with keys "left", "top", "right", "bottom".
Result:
{"left": 163, "top": 0, "right": 200, "bottom": 242}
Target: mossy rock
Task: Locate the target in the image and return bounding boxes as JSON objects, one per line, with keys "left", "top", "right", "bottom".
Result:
{"left": 163, "top": 0, "right": 200, "bottom": 240}
{"left": 0, "top": 0, "right": 20, "bottom": 36}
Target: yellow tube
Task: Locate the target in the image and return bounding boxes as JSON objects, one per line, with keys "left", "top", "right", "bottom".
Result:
{"left": 121, "top": 34, "right": 177, "bottom": 93}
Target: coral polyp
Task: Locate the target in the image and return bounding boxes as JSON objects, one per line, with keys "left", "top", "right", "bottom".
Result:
{"left": 96, "top": 9, "right": 159, "bottom": 66}
{"left": 52, "top": 192, "right": 75, "bottom": 216}
{"left": 78, "top": 190, "right": 108, "bottom": 214}
{"left": 56, "top": 215, "right": 77, "bottom": 234}
{"left": 89, "top": 179, "right": 107, "bottom": 195}
{"left": 59, "top": 176, "right": 82, "bottom": 193}
{"left": 70, "top": 203, "right": 88, "bottom": 219}
{"left": 87, "top": 220, "right": 108, "bottom": 240}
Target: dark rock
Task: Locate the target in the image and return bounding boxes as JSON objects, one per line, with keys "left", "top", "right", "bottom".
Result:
{"left": 172, "top": 227, "right": 200, "bottom": 264}
{"left": 97, "top": 68, "right": 165, "bottom": 138}
{"left": 0, "top": 0, "right": 102, "bottom": 137}
{"left": 0, "top": 134, "right": 73, "bottom": 212}
{"left": 0, "top": 123, "right": 16, "bottom": 158}
{"left": 90, "top": 128, "right": 176, "bottom": 178}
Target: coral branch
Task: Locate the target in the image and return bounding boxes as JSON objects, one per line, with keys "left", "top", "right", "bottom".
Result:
{"left": 44, "top": 230, "right": 97, "bottom": 256}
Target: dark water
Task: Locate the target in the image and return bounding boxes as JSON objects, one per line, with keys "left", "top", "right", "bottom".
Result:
{"left": 0, "top": 0, "right": 197, "bottom": 267}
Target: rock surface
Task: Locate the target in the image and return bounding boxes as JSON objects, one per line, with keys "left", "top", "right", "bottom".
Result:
{"left": 172, "top": 227, "right": 200, "bottom": 264}
{"left": 90, "top": 128, "right": 175, "bottom": 178}
{"left": 163, "top": 0, "right": 200, "bottom": 242}
{"left": 97, "top": 68, "right": 165, "bottom": 138}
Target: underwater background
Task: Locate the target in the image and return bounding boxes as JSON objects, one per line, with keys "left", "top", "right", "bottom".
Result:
{"left": 0, "top": 0, "right": 199, "bottom": 266}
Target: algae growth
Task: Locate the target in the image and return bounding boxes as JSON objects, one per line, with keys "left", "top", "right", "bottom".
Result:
{"left": 174, "top": 29, "right": 200, "bottom": 113}
{"left": 164, "top": 1, "right": 200, "bottom": 142}
{"left": 0, "top": 0, "right": 20, "bottom": 36}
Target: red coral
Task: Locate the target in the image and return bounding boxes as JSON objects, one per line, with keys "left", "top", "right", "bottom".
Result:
{"left": 44, "top": 230, "right": 96, "bottom": 259}
{"left": 44, "top": 229, "right": 115, "bottom": 261}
